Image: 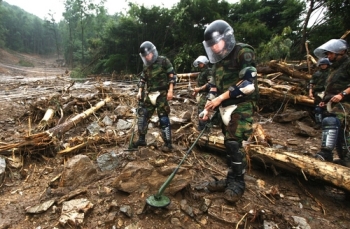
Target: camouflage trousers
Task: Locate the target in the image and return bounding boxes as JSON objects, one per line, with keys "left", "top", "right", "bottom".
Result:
{"left": 219, "top": 101, "right": 255, "bottom": 168}
{"left": 138, "top": 91, "right": 170, "bottom": 135}
{"left": 197, "top": 92, "right": 208, "bottom": 114}
{"left": 326, "top": 102, "right": 350, "bottom": 151}
{"left": 221, "top": 101, "right": 254, "bottom": 142}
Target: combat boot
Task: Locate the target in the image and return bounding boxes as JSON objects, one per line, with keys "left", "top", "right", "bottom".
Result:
{"left": 161, "top": 143, "right": 173, "bottom": 152}
{"left": 132, "top": 134, "right": 146, "bottom": 148}
{"left": 223, "top": 140, "right": 246, "bottom": 203}
{"left": 334, "top": 151, "right": 350, "bottom": 167}
{"left": 314, "top": 149, "right": 333, "bottom": 162}
{"left": 207, "top": 177, "right": 227, "bottom": 192}
{"left": 224, "top": 171, "right": 245, "bottom": 203}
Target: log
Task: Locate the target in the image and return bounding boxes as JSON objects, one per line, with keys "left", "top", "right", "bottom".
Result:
{"left": 248, "top": 145, "right": 350, "bottom": 192}
{"left": 0, "top": 97, "right": 111, "bottom": 153}
{"left": 196, "top": 124, "right": 350, "bottom": 192}
{"left": 47, "top": 97, "right": 112, "bottom": 136}
{"left": 268, "top": 60, "right": 311, "bottom": 80}
{"left": 259, "top": 86, "right": 314, "bottom": 106}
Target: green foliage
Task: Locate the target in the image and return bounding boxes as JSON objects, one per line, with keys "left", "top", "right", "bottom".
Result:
{"left": 69, "top": 67, "right": 86, "bottom": 79}
{"left": 2, "top": 0, "right": 349, "bottom": 75}
{"left": 18, "top": 59, "right": 34, "bottom": 67}
{"left": 259, "top": 27, "right": 293, "bottom": 61}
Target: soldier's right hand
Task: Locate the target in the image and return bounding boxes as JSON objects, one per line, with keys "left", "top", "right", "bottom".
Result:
{"left": 137, "top": 92, "right": 142, "bottom": 100}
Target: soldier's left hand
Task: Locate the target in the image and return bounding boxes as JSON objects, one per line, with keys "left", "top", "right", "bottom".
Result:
{"left": 167, "top": 90, "right": 173, "bottom": 100}
{"left": 205, "top": 97, "right": 222, "bottom": 110}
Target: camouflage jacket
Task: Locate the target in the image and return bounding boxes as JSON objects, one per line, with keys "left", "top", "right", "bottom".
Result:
{"left": 212, "top": 43, "right": 258, "bottom": 106}
{"left": 140, "top": 56, "right": 174, "bottom": 92}
{"left": 310, "top": 68, "right": 330, "bottom": 92}
{"left": 197, "top": 66, "right": 213, "bottom": 91}
{"left": 324, "top": 55, "right": 350, "bottom": 102}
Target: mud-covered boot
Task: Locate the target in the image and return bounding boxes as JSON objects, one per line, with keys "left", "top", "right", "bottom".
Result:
{"left": 161, "top": 143, "right": 173, "bottom": 152}
{"left": 224, "top": 172, "right": 245, "bottom": 203}
{"left": 314, "top": 149, "right": 333, "bottom": 162}
{"left": 132, "top": 134, "right": 146, "bottom": 148}
{"left": 334, "top": 151, "right": 350, "bottom": 167}
{"left": 223, "top": 140, "right": 246, "bottom": 203}
{"left": 207, "top": 177, "right": 227, "bottom": 192}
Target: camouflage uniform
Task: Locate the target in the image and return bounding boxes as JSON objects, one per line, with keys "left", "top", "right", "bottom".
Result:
{"left": 213, "top": 43, "right": 258, "bottom": 142}
{"left": 310, "top": 68, "right": 330, "bottom": 126}
{"left": 208, "top": 43, "right": 258, "bottom": 202}
{"left": 196, "top": 66, "right": 213, "bottom": 129}
{"left": 135, "top": 55, "right": 175, "bottom": 151}
{"left": 322, "top": 55, "right": 350, "bottom": 163}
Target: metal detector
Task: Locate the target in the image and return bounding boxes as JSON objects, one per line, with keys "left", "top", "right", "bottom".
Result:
{"left": 125, "top": 99, "right": 145, "bottom": 151}
{"left": 124, "top": 118, "right": 138, "bottom": 151}
{"left": 146, "top": 112, "right": 217, "bottom": 208}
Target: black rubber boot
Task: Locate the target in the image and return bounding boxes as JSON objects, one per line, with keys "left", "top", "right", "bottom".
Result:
{"left": 223, "top": 140, "right": 246, "bottom": 203}
{"left": 314, "top": 149, "right": 333, "bottom": 162}
{"left": 224, "top": 170, "right": 245, "bottom": 203}
{"left": 161, "top": 143, "right": 173, "bottom": 152}
{"left": 207, "top": 177, "right": 227, "bottom": 192}
{"left": 132, "top": 134, "right": 146, "bottom": 148}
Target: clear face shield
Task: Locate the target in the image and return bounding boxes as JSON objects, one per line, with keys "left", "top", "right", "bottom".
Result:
{"left": 314, "top": 39, "right": 348, "bottom": 59}
{"left": 203, "top": 29, "right": 236, "bottom": 64}
{"left": 140, "top": 49, "right": 158, "bottom": 66}
{"left": 193, "top": 56, "right": 209, "bottom": 67}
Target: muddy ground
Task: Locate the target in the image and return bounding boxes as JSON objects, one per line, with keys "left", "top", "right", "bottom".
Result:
{"left": 0, "top": 48, "right": 350, "bottom": 229}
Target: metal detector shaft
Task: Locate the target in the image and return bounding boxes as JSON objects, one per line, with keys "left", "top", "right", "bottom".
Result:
{"left": 153, "top": 113, "right": 216, "bottom": 199}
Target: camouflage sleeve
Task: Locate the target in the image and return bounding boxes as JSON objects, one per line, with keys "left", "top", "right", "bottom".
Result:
{"left": 237, "top": 47, "right": 256, "bottom": 69}
{"left": 138, "top": 72, "right": 147, "bottom": 89}
{"left": 164, "top": 57, "right": 174, "bottom": 75}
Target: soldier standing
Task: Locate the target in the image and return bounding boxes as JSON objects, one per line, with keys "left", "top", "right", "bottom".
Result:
{"left": 308, "top": 57, "right": 331, "bottom": 129}
{"left": 132, "top": 41, "right": 177, "bottom": 152}
{"left": 200, "top": 20, "right": 258, "bottom": 203}
{"left": 313, "top": 39, "right": 350, "bottom": 166}
{"left": 192, "top": 56, "right": 216, "bottom": 130}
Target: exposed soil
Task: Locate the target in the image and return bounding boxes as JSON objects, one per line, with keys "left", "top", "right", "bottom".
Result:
{"left": 0, "top": 49, "right": 350, "bottom": 229}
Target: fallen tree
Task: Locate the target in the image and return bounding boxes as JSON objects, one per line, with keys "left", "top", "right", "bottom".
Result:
{"left": 197, "top": 123, "right": 350, "bottom": 192}
{"left": 0, "top": 97, "right": 111, "bottom": 154}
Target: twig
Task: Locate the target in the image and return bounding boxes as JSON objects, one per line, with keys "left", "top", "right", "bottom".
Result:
{"left": 175, "top": 123, "right": 192, "bottom": 133}
{"left": 236, "top": 213, "right": 248, "bottom": 229}
{"left": 259, "top": 191, "right": 275, "bottom": 204}
{"left": 297, "top": 179, "right": 326, "bottom": 215}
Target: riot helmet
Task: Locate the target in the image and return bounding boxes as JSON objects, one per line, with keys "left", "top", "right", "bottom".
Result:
{"left": 203, "top": 20, "right": 236, "bottom": 63}
{"left": 314, "top": 39, "right": 349, "bottom": 59}
{"left": 193, "top": 55, "right": 209, "bottom": 67}
{"left": 139, "top": 41, "right": 158, "bottom": 66}
{"left": 317, "top": 58, "right": 331, "bottom": 66}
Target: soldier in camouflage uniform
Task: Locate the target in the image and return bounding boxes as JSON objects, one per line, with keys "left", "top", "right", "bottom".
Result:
{"left": 308, "top": 58, "right": 331, "bottom": 129}
{"left": 200, "top": 20, "right": 258, "bottom": 203}
{"left": 132, "top": 41, "right": 177, "bottom": 152}
{"left": 313, "top": 39, "right": 350, "bottom": 167}
{"left": 192, "top": 56, "right": 216, "bottom": 130}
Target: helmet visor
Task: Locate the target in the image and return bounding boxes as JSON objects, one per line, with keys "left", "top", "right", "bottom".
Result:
{"left": 314, "top": 39, "right": 348, "bottom": 59}
{"left": 139, "top": 49, "right": 158, "bottom": 66}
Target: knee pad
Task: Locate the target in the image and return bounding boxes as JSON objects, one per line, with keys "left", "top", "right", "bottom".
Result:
{"left": 321, "top": 116, "right": 340, "bottom": 150}
{"left": 159, "top": 115, "right": 170, "bottom": 128}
